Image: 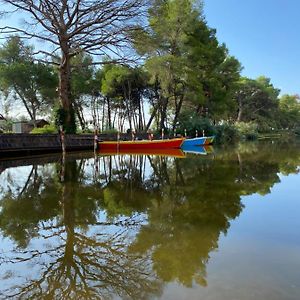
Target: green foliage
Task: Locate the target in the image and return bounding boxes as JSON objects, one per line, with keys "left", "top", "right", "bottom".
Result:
{"left": 30, "top": 124, "right": 57, "bottom": 134}
{"left": 0, "top": 36, "right": 58, "bottom": 121}
{"left": 234, "top": 76, "right": 280, "bottom": 131}
{"left": 294, "top": 126, "right": 300, "bottom": 136}
{"left": 54, "top": 107, "right": 77, "bottom": 134}
{"left": 0, "top": 6, "right": 297, "bottom": 140}
{"left": 234, "top": 122, "right": 258, "bottom": 140}
{"left": 101, "top": 65, "right": 148, "bottom": 100}
{"left": 77, "top": 128, "right": 94, "bottom": 134}
{"left": 101, "top": 64, "right": 149, "bottom": 130}
{"left": 71, "top": 52, "right": 95, "bottom": 97}
{"left": 132, "top": 0, "right": 242, "bottom": 129}
{"left": 215, "top": 123, "right": 240, "bottom": 144}
{"left": 278, "top": 94, "right": 300, "bottom": 130}
{"left": 101, "top": 128, "right": 118, "bottom": 134}
{"left": 176, "top": 111, "right": 216, "bottom": 137}
{"left": 0, "top": 118, "right": 13, "bottom": 133}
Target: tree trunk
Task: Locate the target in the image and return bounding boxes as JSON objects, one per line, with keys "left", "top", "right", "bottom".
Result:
{"left": 141, "top": 100, "right": 146, "bottom": 130}
{"left": 59, "top": 43, "right": 75, "bottom": 133}
{"left": 160, "top": 97, "right": 168, "bottom": 131}
{"left": 74, "top": 102, "right": 85, "bottom": 130}
{"left": 172, "top": 95, "right": 184, "bottom": 131}
{"left": 106, "top": 97, "right": 112, "bottom": 129}
{"left": 237, "top": 101, "right": 243, "bottom": 122}
{"left": 145, "top": 105, "right": 159, "bottom": 132}
{"left": 14, "top": 86, "right": 34, "bottom": 122}
{"left": 102, "top": 101, "right": 105, "bottom": 131}
{"left": 32, "top": 106, "right": 37, "bottom": 128}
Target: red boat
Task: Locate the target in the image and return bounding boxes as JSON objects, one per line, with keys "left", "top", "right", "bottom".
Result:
{"left": 98, "top": 138, "right": 184, "bottom": 151}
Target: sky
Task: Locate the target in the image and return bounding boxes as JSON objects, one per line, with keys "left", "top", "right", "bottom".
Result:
{"left": 203, "top": 0, "right": 300, "bottom": 95}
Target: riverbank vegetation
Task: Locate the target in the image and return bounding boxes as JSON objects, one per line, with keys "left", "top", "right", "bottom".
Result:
{"left": 0, "top": 0, "right": 299, "bottom": 141}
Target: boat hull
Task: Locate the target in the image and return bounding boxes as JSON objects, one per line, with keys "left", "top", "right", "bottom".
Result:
{"left": 182, "top": 136, "right": 215, "bottom": 147}
{"left": 204, "top": 136, "right": 215, "bottom": 145}
{"left": 182, "top": 137, "right": 207, "bottom": 147}
{"left": 98, "top": 138, "right": 184, "bottom": 151}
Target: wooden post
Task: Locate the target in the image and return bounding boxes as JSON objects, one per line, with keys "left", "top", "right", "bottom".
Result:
{"left": 117, "top": 131, "right": 120, "bottom": 153}
{"left": 60, "top": 125, "right": 66, "bottom": 154}
{"left": 94, "top": 127, "right": 98, "bottom": 153}
{"left": 59, "top": 125, "right": 66, "bottom": 183}
{"left": 60, "top": 151, "right": 65, "bottom": 183}
{"left": 94, "top": 126, "right": 99, "bottom": 179}
{"left": 148, "top": 130, "right": 153, "bottom": 141}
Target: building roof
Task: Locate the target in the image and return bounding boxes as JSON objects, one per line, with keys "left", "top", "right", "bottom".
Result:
{"left": 28, "top": 119, "right": 50, "bottom": 125}
{"left": 13, "top": 119, "right": 49, "bottom": 125}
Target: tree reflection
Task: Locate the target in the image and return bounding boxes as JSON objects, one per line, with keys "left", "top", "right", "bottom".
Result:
{"left": 0, "top": 141, "right": 299, "bottom": 298}
{"left": 0, "top": 157, "right": 161, "bottom": 299}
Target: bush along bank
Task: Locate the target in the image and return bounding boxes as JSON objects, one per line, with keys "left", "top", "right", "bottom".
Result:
{"left": 29, "top": 117, "right": 299, "bottom": 145}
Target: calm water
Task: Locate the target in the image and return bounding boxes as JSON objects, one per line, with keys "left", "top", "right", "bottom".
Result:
{"left": 0, "top": 140, "right": 299, "bottom": 300}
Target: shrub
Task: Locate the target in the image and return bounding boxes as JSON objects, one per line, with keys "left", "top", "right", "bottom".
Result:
{"left": 234, "top": 122, "right": 258, "bottom": 140}
{"left": 55, "top": 107, "right": 77, "bottom": 134}
{"left": 101, "top": 128, "right": 118, "bottom": 134}
{"left": 176, "top": 112, "right": 216, "bottom": 137}
{"left": 30, "top": 124, "right": 57, "bottom": 134}
{"left": 294, "top": 126, "right": 300, "bottom": 136}
{"left": 215, "top": 123, "right": 240, "bottom": 144}
{"left": 78, "top": 128, "right": 94, "bottom": 134}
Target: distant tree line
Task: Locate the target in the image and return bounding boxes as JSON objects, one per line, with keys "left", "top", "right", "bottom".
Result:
{"left": 0, "top": 0, "right": 299, "bottom": 136}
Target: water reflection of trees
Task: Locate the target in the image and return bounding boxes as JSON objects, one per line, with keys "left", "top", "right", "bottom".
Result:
{"left": 0, "top": 141, "right": 299, "bottom": 298}
{"left": 0, "top": 158, "right": 161, "bottom": 299}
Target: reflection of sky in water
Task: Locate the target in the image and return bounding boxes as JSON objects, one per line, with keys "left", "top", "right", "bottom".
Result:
{"left": 0, "top": 164, "right": 54, "bottom": 197}
{"left": 0, "top": 166, "right": 34, "bottom": 196}
{"left": 160, "top": 173, "right": 300, "bottom": 300}
{"left": 0, "top": 210, "right": 149, "bottom": 295}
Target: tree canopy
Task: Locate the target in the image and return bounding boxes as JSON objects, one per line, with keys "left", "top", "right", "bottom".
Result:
{"left": 0, "top": 0, "right": 298, "bottom": 136}
{"left": 0, "top": 36, "right": 57, "bottom": 125}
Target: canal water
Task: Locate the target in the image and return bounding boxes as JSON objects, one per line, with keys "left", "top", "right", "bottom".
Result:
{"left": 0, "top": 140, "right": 299, "bottom": 299}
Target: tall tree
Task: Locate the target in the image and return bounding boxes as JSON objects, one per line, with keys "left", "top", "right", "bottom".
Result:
{"left": 0, "top": 0, "right": 149, "bottom": 132}
{"left": 0, "top": 36, "right": 57, "bottom": 125}
{"left": 101, "top": 65, "right": 148, "bottom": 132}
{"left": 234, "top": 76, "right": 280, "bottom": 129}
{"left": 278, "top": 94, "right": 300, "bottom": 130}
{"left": 134, "top": 0, "right": 197, "bottom": 130}
{"left": 133, "top": 0, "right": 241, "bottom": 130}
{"left": 70, "top": 52, "right": 95, "bottom": 131}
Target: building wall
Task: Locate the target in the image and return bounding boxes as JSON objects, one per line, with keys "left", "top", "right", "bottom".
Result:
{"left": 12, "top": 122, "right": 34, "bottom": 133}
{"left": 0, "top": 134, "right": 94, "bottom": 155}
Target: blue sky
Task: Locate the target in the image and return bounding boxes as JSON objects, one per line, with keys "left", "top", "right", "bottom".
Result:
{"left": 203, "top": 0, "right": 300, "bottom": 95}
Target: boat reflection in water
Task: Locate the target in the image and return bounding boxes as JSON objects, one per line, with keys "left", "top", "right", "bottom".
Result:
{"left": 181, "top": 144, "right": 214, "bottom": 156}
{"left": 98, "top": 146, "right": 214, "bottom": 158}
{"left": 98, "top": 147, "right": 186, "bottom": 158}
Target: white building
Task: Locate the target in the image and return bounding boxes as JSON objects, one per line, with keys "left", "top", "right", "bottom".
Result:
{"left": 0, "top": 114, "right": 6, "bottom": 132}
